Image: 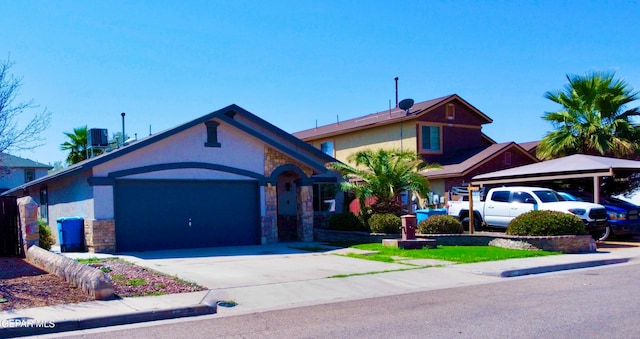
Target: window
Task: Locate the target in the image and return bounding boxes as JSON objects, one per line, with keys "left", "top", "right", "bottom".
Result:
{"left": 313, "top": 183, "right": 337, "bottom": 212}
{"left": 24, "top": 169, "right": 35, "bottom": 183}
{"left": 490, "top": 190, "right": 510, "bottom": 202}
{"left": 446, "top": 103, "right": 455, "bottom": 120}
{"left": 533, "top": 190, "right": 561, "bottom": 203}
{"left": 40, "top": 187, "right": 48, "bottom": 223}
{"left": 420, "top": 125, "right": 441, "bottom": 152}
{"left": 320, "top": 141, "right": 334, "bottom": 156}
{"left": 204, "top": 121, "right": 221, "bottom": 147}
{"left": 511, "top": 191, "right": 534, "bottom": 204}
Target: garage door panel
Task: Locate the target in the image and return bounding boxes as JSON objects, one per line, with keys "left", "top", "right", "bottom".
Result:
{"left": 115, "top": 180, "right": 260, "bottom": 252}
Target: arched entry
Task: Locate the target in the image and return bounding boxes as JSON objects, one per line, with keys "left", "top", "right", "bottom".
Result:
{"left": 276, "top": 169, "right": 301, "bottom": 241}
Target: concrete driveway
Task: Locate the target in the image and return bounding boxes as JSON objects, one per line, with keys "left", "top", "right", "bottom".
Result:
{"left": 65, "top": 237, "right": 640, "bottom": 290}
{"left": 97, "top": 243, "right": 424, "bottom": 289}
{"left": 58, "top": 239, "right": 640, "bottom": 317}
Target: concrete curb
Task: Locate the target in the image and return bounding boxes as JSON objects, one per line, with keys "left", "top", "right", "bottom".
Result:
{"left": 0, "top": 293, "right": 217, "bottom": 338}
{"left": 471, "top": 258, "right": 632, "bottom": 278}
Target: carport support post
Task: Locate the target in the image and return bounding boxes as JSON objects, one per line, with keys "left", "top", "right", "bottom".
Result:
{"left": 593, "top": 175, "right": 601, "bottom": 204}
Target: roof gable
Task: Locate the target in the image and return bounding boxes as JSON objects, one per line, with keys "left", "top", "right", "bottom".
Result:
{"left": 518, "top": 140, "right": 540, "bottom": 153}
{"left": 422, "top": 142, "right": 538, "bottom": 179}
{"left": 0, "top": 153, "right": 52, "bottom": 169}
{"left": 2, "top": 105, "right": 335, "bottom": 195}
{"left": 293, "top": 94, "right": 493, "bottom": 141}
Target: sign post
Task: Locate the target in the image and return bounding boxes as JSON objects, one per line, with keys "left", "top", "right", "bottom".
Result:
{"left": 467, "top": 184, "right": 480, "bottom": 234}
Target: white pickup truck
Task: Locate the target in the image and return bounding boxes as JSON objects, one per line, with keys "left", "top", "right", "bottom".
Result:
{"left": 446, "top": 186, "right": 610, "bottom": 240}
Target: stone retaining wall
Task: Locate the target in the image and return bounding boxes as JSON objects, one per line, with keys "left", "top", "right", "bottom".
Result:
{"left": 314, "top": 229, "right": 597, "bottom": 253}
{"left": 418, "top": 234, "right": 597, "bottom": 253}
{"left": 314, "top": 229, "right": 401, "bottom": 243}
{"left": 26, "top": 245, "right": 114, "bottom": 299}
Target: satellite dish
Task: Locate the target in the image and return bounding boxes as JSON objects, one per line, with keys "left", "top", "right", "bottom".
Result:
{"left": 398, "top": 98, "right": 414, "bottom": 111}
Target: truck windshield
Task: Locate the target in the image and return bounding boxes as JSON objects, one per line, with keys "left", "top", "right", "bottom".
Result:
{"left": 533, "top": 190, "right": 561, "bottom": 203}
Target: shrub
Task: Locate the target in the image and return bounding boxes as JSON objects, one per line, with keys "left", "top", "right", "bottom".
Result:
{"left": 328, "top": 212, "right": 367, "bottom": 232}
{"left": 418, "top": 215, "right": 464, "bottom": 234}
{"left": 38, "top": 219, "right": 55, "bottom": 251}
{"left": 369, "top": 199, "right": 403, "bottom": 216}
{"left": 506, "top": 210, "right": 586, "bottom": 236}
{"left": 368, "top": 213, "right": 402, "bottom": 234}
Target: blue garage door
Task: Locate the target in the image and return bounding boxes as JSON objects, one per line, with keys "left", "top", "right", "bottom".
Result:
{"left": 115, "top": 179, "right": 260, "bottom": 252}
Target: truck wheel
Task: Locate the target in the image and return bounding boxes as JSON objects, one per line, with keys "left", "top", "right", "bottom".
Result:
{"left": 461, "top": 217, "right": 481, "bottom": 232}
{"left": 592, "top": 226, "right": 611, "bottom": 242}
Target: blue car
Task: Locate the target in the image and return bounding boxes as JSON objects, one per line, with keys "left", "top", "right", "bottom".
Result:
{"left": 558, "top": 191, "right": 640, "bottom": 239}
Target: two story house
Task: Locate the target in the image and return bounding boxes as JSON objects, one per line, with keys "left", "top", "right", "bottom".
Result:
{"left": 293, "top": 94, "right": 538, "bottom": 205}
{"left": 0, "top": 153, "right": 52, "bottom": 193}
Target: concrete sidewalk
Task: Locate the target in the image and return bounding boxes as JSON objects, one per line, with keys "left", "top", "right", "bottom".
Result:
{"left": 1, "top": 242, "right": 638, "bottom": 337}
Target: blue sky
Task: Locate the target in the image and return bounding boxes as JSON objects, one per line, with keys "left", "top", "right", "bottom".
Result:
{"left": 1, "top": 0, "right": 639, "bottom": 165}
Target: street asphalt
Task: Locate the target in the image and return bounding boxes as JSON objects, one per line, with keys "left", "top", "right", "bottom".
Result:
{"left": 1, "top": 239, "right": 639, "bottom": 337}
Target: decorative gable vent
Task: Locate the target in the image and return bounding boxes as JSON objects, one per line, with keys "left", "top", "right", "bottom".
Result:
{"left": 446, "top": 104, "right": 455, "bottom": 120}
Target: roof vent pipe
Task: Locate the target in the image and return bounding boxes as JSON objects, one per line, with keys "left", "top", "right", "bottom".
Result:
{"left": 121, "top": 112, "right": 126, "bottom": 147}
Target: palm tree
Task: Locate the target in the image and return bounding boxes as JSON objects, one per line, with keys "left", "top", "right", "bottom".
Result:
{"left": 328, "top": 149, "right": 438, "bottom": 217}
{"left": 60, "top": 126, "right": 89, "bottom": 165}
{"left": 537, "top": 71, "right": 640, "bottom": 160}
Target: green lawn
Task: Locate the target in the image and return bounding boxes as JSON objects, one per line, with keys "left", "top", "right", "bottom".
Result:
{"left": 342, "top": 243, "right": 560, "bottom": 264}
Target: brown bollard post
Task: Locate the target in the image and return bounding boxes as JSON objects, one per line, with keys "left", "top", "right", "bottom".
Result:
{"left": 401, "top": 215, "right": 417, "bottom": 240}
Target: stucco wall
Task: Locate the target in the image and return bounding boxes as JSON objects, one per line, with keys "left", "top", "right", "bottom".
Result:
{"left": 48, "top": 171, "right": 94, "bottom": 231}
{"left": 0, "top": 168, "right": 49, "bottom": 190}
{"left": 311, "top": 123, "right": 416, "bottom": 164}
{"left": 93, "top": 186, "right": 113, "bottom": 220}
{"left": 21, "top": 169, "right": 95, "bottom": 245}
{"left": 93, "top": 119, "right": 265, "bottom": 177}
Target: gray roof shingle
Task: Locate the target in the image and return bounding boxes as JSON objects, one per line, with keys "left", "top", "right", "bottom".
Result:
{"left": 0, "top": 153, "right": 52, "bottom": 169}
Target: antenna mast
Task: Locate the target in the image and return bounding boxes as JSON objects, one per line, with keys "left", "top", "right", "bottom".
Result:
{"left": 395, "top": 77, "right": 399, "bottom": 108}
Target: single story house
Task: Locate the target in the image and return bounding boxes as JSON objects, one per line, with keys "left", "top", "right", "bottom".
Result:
{"left": 2, "top": 105, "right": 339, "bottom": 253}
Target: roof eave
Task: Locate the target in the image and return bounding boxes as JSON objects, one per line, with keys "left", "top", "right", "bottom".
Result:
{"left": 472, "top": 169, "right": 615, "bottom": 186}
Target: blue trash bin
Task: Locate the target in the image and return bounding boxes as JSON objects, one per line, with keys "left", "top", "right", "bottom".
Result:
{"left": 56, "top": 217, "right": 84, "bottom": 252}
{"left": 415, "top": 208, "right": 447, "bottom": 224}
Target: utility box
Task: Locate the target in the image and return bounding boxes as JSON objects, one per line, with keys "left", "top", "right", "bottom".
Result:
{"left": 56, "top": 217, "right": 85, "bottom": 252}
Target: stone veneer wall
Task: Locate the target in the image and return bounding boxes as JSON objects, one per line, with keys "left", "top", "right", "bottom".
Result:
{"left": 264, "top": 147, "right": 314, "bottom": 178}
{"left": 264, "top": 147, "right": 315, "bottom": 244}
{"left": 84, "top": 219, "right": 116, "bottom": 253}
{"left": 262, "top": 186, "right": 278, "bottom": 244}
{"left": 297, "top": 185, "right": 314, "bottom": 241}
{"left": 313, "top": 212, "right": 332, "bottom": 229}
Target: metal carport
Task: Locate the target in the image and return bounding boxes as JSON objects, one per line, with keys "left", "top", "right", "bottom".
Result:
{"left": 471, "top": 154, "right": 640, "bottom": 204}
